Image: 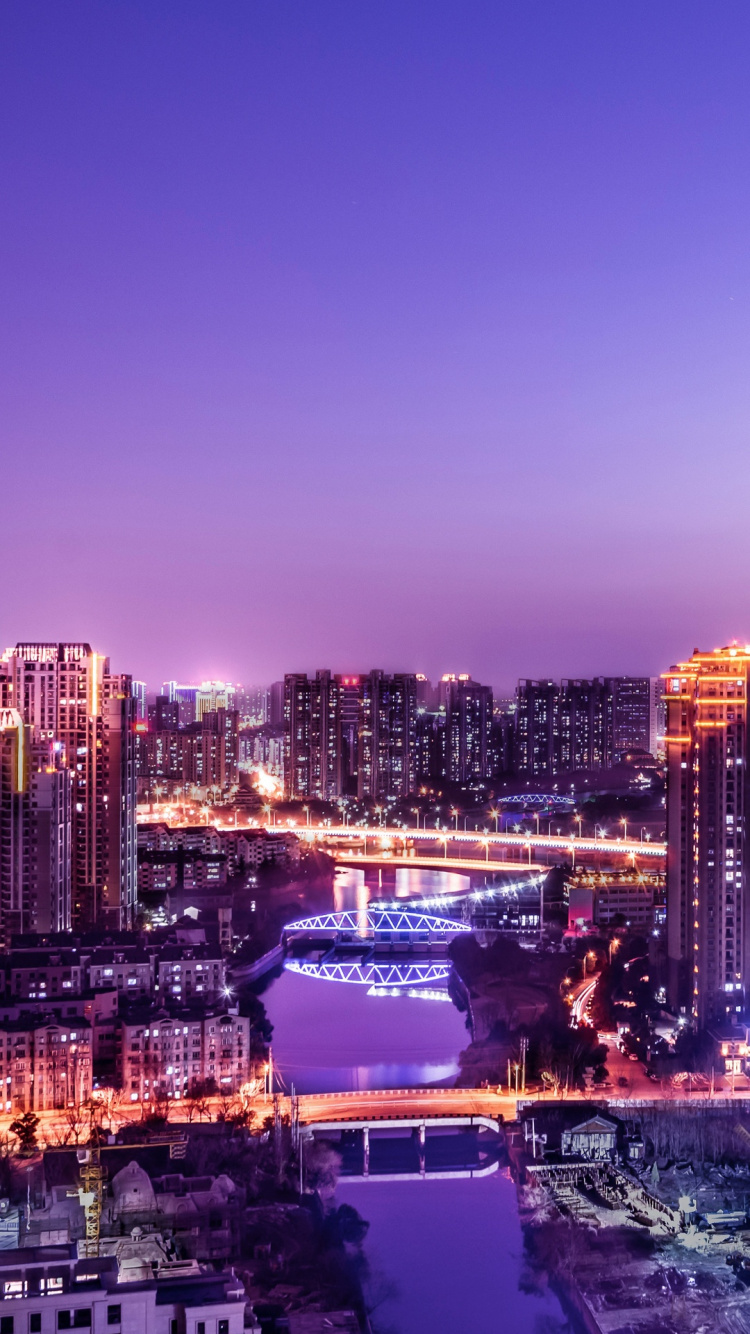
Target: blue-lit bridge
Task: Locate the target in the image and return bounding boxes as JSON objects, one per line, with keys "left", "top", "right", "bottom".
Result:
{"left": 283, "top": 907, "right": 470, "bottom": 938}
{"left": 285, "top": 956, "right": 452, "bottom": 986}
{"left": 283, "top": 908, "right": 467, "bottom": 986}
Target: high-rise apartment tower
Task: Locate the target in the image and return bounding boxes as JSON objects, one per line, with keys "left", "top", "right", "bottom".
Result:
{"left": 0, "top": 709, "right": 72, "bottom": 936}
{"left": 665, "top": 645, "right": 750, "bottom": 1025}
{"left": 1, "top": 644, "right": 137, "bottom": 929}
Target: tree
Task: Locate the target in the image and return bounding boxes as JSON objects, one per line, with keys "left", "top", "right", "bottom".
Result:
{"left": 61, "top": 1103, "right": 88, "bottom": 1146}
{"left": 141, "top": 1090, "right": 171, "bottom": 1129}
{"left": 92, "top": 1086, "right": 124, "bottom": 1133}
{"left": 185, "top": 1077, "right": 216, "bottom": 1123}
{"left": 10, "top": 1111, "right": 40, "bottom": 1155}
{"left": 301, "top": 1139, "right": 341, "bottom": 1196}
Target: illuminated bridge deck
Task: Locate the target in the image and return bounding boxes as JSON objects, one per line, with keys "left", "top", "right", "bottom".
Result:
{"left": 283, "top": 907, "right": 471, "bottom": 937}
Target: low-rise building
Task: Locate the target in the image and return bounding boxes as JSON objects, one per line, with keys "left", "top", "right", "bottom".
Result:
{"left": 85, "top": 948, "right": 152, "bottom": 999}
{"left": 0, "top": 1243, "right": 246, "bottom": 1334}
{"left": 136, "top": 861, "right": 178, "bottom": 895}
{"left": 0, "top": 1016, "right": 91, "bottom": 1112}
{"left": 0, "top": 990, "right": 117, "bottom": 1080}
{"left": 561, "top": 1113, "right": 619, "bottom": 1161}
{"left": 5, "top": 950, "right": 84, "bottom": 1000}
{"left": 99, "top": 1161, "right": 242, "bottom": 1261}
{"left": 708, "top": 1025, "right": 750, "bottom": 1078}
{"left": 594, "top": 881, "right": 656, "bottom": 929}
{"left": 239, "top": 831, "right": 298, "bottom": 868}
{"left": 183, "top": 856, "right": 228, "bottom": 892}
{"left": 118, "top": 1005, "right": 252, "bottom": 1103}
{"left": 154, "top": 946, "right": 225, "bottom": 1002}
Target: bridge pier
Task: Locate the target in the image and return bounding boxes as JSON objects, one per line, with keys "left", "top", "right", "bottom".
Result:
{"left": 364, "top": 866, "right": 397, "bottom": 892}
{"left": 362, "top": 1125, "right": 370, "bottom": 1177}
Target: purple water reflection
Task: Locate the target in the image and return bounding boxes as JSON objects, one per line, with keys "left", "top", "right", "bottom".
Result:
{"left": 263, "top": 968, "right": 467, "bottom": 1094}
{"left": 338, "top": 1172, "right": 567, "bottom": 1334}
{"left": 332, "top": 865, "right": 471, "bottom": 912}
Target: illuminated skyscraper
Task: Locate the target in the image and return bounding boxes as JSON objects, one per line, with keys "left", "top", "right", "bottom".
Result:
{"left": 442, "top": 677, "right": 493, "bottom": 783}
{"left": 358, "top": 671, "right": 417, "bottom": 800}
{"left": 284, "top": 670, "right": 417, "bottom": 801}
{"left": 665, "top": 645, "right": 750, "bottom": 1025}
{"left": 131, "top": 680, "right": 147, "bottom": 722}
{"left": 0, "top": 644, "right": 137, "bottom": 929}
{"left": 515, "top": 675, "right": 657, "bottom": 777}
{"left": 0, "top": 709, "right": 72, "bottom": 936}
{"left": 514, "top": 680, "right": 560, "bottom": 777}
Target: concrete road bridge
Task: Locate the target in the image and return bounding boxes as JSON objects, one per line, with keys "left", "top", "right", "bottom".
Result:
{"left": 137, "top": 809, "right": 665, "bottom": 872}
{"left": 293, "top": 824, "right": 665, "bottom": 873}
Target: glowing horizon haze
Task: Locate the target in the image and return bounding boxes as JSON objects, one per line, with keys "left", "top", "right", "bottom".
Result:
{"left": 3, "top": 1, "right": 750, "bottom": 691}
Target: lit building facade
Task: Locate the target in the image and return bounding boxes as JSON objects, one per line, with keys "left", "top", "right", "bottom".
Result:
{"left": 0, "top": 710, "right": 72, "bottom": 936}
{"left": 1, "top": 644, "right": 137, "bottom": 930}
{"left": 515, "top": 675, "right": 658, "bottom": 776}
{"left": 0, "top": 1016, "right": 91, "bottom": 1112}
{"left": 442, "top": 677, "right": 493, "bottom": 782}
{"left": 665, "top": 645, "right": 750, "bottom": 1025}
{"left": 284, "top": 670, "right": 418, "bottom": 800}
{"left": 514, "top": 680, "right": 560, "bottom": 777}
{"left": 119, "top": 1006, "right": 252, "bottom": 1102}
{"left": 358, "top": 671, "right": 417, "bottom": 800}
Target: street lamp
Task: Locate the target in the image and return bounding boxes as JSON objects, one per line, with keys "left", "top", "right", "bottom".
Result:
{"left": 451, "top": 807, "right": 459, "bottom": 830}
{"left": 621, "top": 817, "right": 628, "bottom": 840}
{"left": 574, "top": 812, "right": 583, "bottom": 838}
{"left": 489, "top": 808, "right": 499, "bottom": 833}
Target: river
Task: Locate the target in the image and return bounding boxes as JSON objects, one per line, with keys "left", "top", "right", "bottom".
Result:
{"left": 260, "top": 867, "right": 568, "bottom": 1333}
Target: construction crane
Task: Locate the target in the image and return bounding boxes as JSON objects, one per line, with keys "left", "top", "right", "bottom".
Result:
{"left": 68, "top": 1104, "right": 188, "bottom": 1258}
{"left": 76, "top": 1143, "right": 105, "bottom": 1258}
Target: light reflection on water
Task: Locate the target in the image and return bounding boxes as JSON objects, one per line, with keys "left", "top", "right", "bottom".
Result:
{"left": 263, "top": 968, "right": 466, "bottom": 1093}
{"left": 263, "top": 865, "right": 567, "bottom": 1333}
{"left": 333, "top": 864, "right": 470, "bottom": 911}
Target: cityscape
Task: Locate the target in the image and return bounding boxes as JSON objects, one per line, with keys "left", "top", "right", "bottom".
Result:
{"left": 3, "top": 3, "right": 750, "bottom": 1333}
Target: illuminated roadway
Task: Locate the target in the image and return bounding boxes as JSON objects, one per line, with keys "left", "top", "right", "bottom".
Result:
{"left": 296, "top": 824, "right": 666, "bottom": 864}
{"left": 138, "top": 808, "right": 665, "bottom": 867}
{"left": 289, "top": 1087, "right": 518, "bottom": 1124}
{"left": 6, "top": 1075, "right": 750, "bottom": 1149}
{"left": 571, "top": 977, "right": 599, "bottom": 1026}
{"left": 326, "top": 851, "right": 549, "bottom": 873}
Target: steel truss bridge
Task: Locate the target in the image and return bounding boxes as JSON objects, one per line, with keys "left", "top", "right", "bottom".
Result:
{"left": 284, "top": 908, "right": 470, "bottom": 936}
{"left": 499, "top": 794, "right": 574, "bottom": 806}
{"left": 285, "top": 957, "right": 451, "bottom": 986}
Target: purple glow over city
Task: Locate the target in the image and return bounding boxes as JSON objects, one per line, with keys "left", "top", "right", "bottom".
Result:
{"left": 4, "top": 2, "right": 750, "bottom": 687}
{"left": 4, "top": 12, "right": 750, "bottom": 1330}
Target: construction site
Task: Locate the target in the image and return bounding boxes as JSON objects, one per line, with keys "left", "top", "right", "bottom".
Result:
{"left": 513, "top": 1101, "right": 750, "bottom": 1334}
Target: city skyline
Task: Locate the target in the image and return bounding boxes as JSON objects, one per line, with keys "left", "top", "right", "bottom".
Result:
{"left": 4, "top": 2, "right": 750, "bottom": 687}
{"left": 2, "top": 645, "right": 746, "bottom": 701}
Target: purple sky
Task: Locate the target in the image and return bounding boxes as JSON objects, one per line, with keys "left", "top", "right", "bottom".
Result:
{"left": 3, "top": 2, "right": 750, "bottom": 691}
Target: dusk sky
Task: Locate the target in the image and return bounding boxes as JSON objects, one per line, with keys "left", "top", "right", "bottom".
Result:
{"left": 3, "top": 1, "right": 750, "bottom": 691}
